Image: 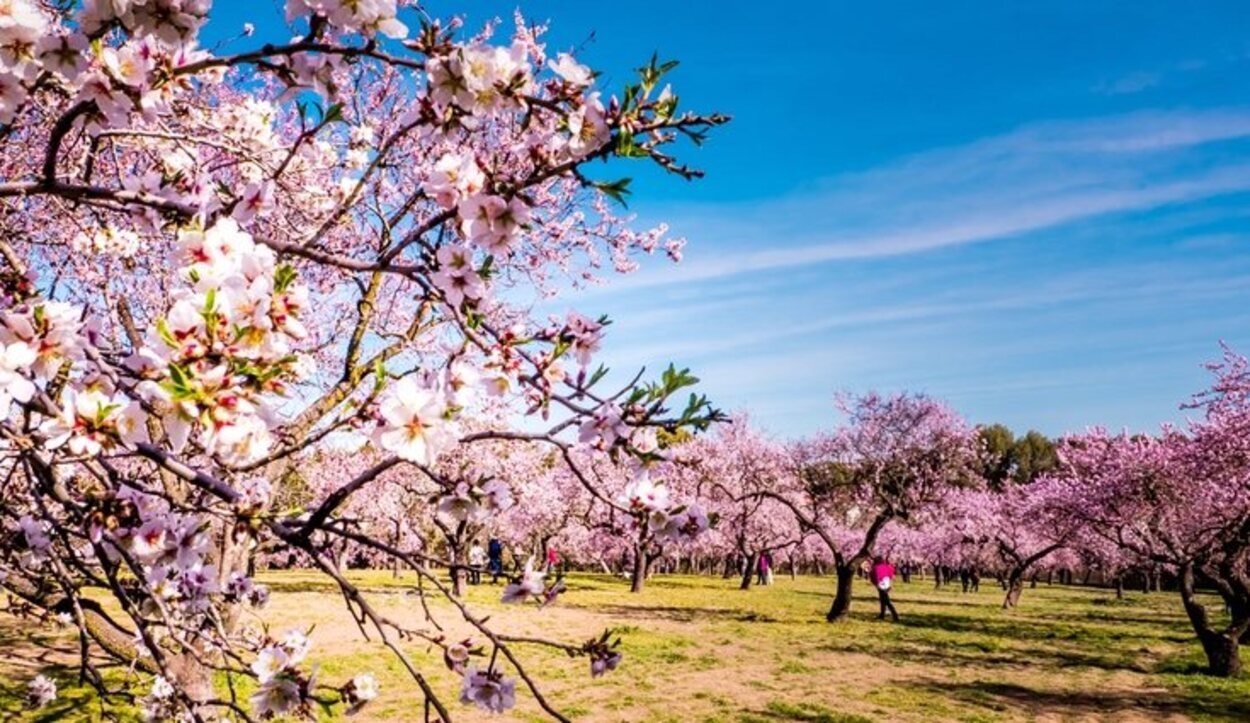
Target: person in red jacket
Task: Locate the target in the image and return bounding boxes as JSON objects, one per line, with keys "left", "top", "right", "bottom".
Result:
{"left": 870, "top": 556, "right": 900, "bottom": 621}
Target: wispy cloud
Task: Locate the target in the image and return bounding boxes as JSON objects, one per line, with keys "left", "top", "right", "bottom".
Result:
{"left": 585, "top": 109, "right": 1250, "bottom": 295}
{"left": 1094, "top": 71, "right": 1161, "bottom": 95}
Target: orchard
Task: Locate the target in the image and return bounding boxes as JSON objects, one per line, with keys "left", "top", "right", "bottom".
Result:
{"left": 0, "top": 2, "right": 1247, "bottom": 722}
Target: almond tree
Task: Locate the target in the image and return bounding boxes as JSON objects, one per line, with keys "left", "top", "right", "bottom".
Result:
{"left": 1054, "top": 349, "right": 1250, "bottom": 676}
{"left": 0, "top": 2, "right": 725, "bottom": 718}
{"left": 765, "top": 392, "right": 981, "bottom": 621}
{"left": 675, "top": 417, "right": 802, "bottom": 589}
{"left": 952, "top": 482, "right": 1079, "bottom": 608}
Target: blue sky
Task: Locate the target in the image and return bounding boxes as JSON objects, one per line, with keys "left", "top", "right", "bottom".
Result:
{"left": 213, "top": 2, "right": 1250, "bottom": 438}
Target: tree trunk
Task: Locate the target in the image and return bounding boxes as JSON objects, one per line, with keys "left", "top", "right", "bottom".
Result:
{"left": 391, "top": 520, "right": 403, "bottom": 579}
{"left": 1197, "top": 628, "right": 1243, "bottom": 677}
{"left": 739, "top": 551, "right": 757, "bottom": 591}
{"left": 1179, "top": 563, "right": 1244, "bottom": 677}
{"left": 1003, "top": 571, "right": 1024, "bottom": 609}
{"left": 630, "top": 545, "right": 647, "bottom": 593}
{"left": 1115, "top": 576, "right": 1124, "bottom": 599}
{"left": 826, "top": 563, "right": 856, "bottom": 621}
{"left": 448, "top": 544, "right": 466, "bottom": 597}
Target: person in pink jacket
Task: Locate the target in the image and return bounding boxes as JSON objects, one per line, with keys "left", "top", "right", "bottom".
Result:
{"left": 870, "top": 556, "right": 900, "bottom": 621}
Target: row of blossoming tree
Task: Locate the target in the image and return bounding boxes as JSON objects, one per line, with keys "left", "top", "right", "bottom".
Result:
{"left": 652, "top": 355, "right": 1250, "bottom": 680}
{"left": 326, "top": 357, "right": 1250, "bottom": 683}
{"left": 0, "top": 0, "right": 730, "bottom": 719}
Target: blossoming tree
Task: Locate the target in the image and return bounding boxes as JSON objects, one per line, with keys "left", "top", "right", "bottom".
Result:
{"left": 1053, "top": 350, "right": 1250, "bottom": 676}
{"left": 764, "top": 392, "right": 981, "bottom": 621}
{"left": 675, "top": 416, "right": 804, "bottom": 590}
{"left": 0, "top": 1, "right": 726, "bottom": 718}
{"left": 950, "top": 482, "right": 1079, "bottom": 609}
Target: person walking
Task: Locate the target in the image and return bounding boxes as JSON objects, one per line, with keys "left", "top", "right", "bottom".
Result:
{"left": 487, "top": 537, "right": 505, "bottom": 584}
{"left": 756, "top": 552, "right": 772, "bottom": 585}
{"left": 870, "top": 555, "right": 900, "bottom": 621}
{"left": 468, "top": 540, "right": 486, "bottom": 585}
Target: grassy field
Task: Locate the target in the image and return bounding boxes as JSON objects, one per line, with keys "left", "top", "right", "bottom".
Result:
{"left": 2, "top": 571, "right": 1249, "bottom": 722}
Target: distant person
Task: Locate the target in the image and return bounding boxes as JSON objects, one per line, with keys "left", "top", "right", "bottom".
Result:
{"left": 900, "top": 561, "right": 912, "bottom": 584}
{"left": 870, "top": 555, "right": 900, "bottom": 621}
{"left": 545, "top": 545, "right": 559, "bottom": 573}
{"left": 969, "top": 568, "right": 981, "bottom": 592}
{"left": 487, "top": 537, "right": 504, "bottom": 583}
{"left": 757, "top": 552, "right": 772, "bottom": 586}
{"left": 468, "top": 540, "right": 486, "bottom": 585}
{"left": 960, "top": 567, "right": 971, "bottom": 593}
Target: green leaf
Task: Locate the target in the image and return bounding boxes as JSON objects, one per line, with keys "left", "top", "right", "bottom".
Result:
{"left": 587, "top": 364, "right": 610, "bottom": 388}
{"left": 614, "top": 133, "right": 648, "bottom": 159}
{"left": 589, "top": 178, "right": 632, "bottom": 207}
{"left": 274, "top": 264, "right": 298, "bottom": 293}
{"left": 167, "top": 363, "right": 193, "bottom": 399}
{"left": 321, "top": 102, "right": 346, "bottom": 125}
{"left": 155, "top": 318, "right": 177, "bottom": 348}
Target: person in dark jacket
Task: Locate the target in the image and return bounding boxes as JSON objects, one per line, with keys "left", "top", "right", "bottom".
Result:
{"left": 487, "top": 538, "right": 505, "bottom": 583}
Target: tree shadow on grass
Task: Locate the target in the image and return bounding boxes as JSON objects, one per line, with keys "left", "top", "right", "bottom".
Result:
{"left": 812, "top": 616, "right": 1159, "bottom": 673}
{"left": 0, "top": 672, "right": 133, "bottom": 722}
{"left": 564, "top": 603, "right": 779, "bottom": 624}
{"left": 0, "top": 623, "right": 82, "bottom": 676}
{"left": 889, "top": 609, "right": 1187, "bottom": 648}
{"left": 909, "top": 679, "right": 1193, "bottom": 719}
{"left": 816, "top": 635, "right": 1148, "bottom": 673}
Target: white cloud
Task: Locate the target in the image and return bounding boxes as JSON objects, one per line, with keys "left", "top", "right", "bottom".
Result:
{"left": 581, "top": 108, "right": 1250, "bottom": 295}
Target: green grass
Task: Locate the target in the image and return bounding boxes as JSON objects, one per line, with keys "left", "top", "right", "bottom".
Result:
{"left": 2, "top": 572, "right": 1248, "bottom": 721}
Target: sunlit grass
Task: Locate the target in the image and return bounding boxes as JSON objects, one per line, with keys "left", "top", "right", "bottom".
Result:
{"left": 2, "top": 572, "right": 1248, "bottom": 721}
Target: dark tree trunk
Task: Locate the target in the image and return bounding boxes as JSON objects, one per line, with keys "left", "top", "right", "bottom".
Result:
{"left": 1199, "top": 631, "right": 1242, "bottom": 677}
{"left": 629, "top": 549, "right": 646, "bottom": 593}
{"left": 739, "top": 551, "right": 757, "bottom": 590}
{"left": 1115, "top": 576, "right": 1124, "bottom": 599}
{"left": 826, "top": 563, "right": 856, "bottom": 621}
{"left": 1003, "top": 571, "right": 1024, "bottom": 608}
{"left": 1179, "top": 564, "right": 1244, "bottom": 677}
